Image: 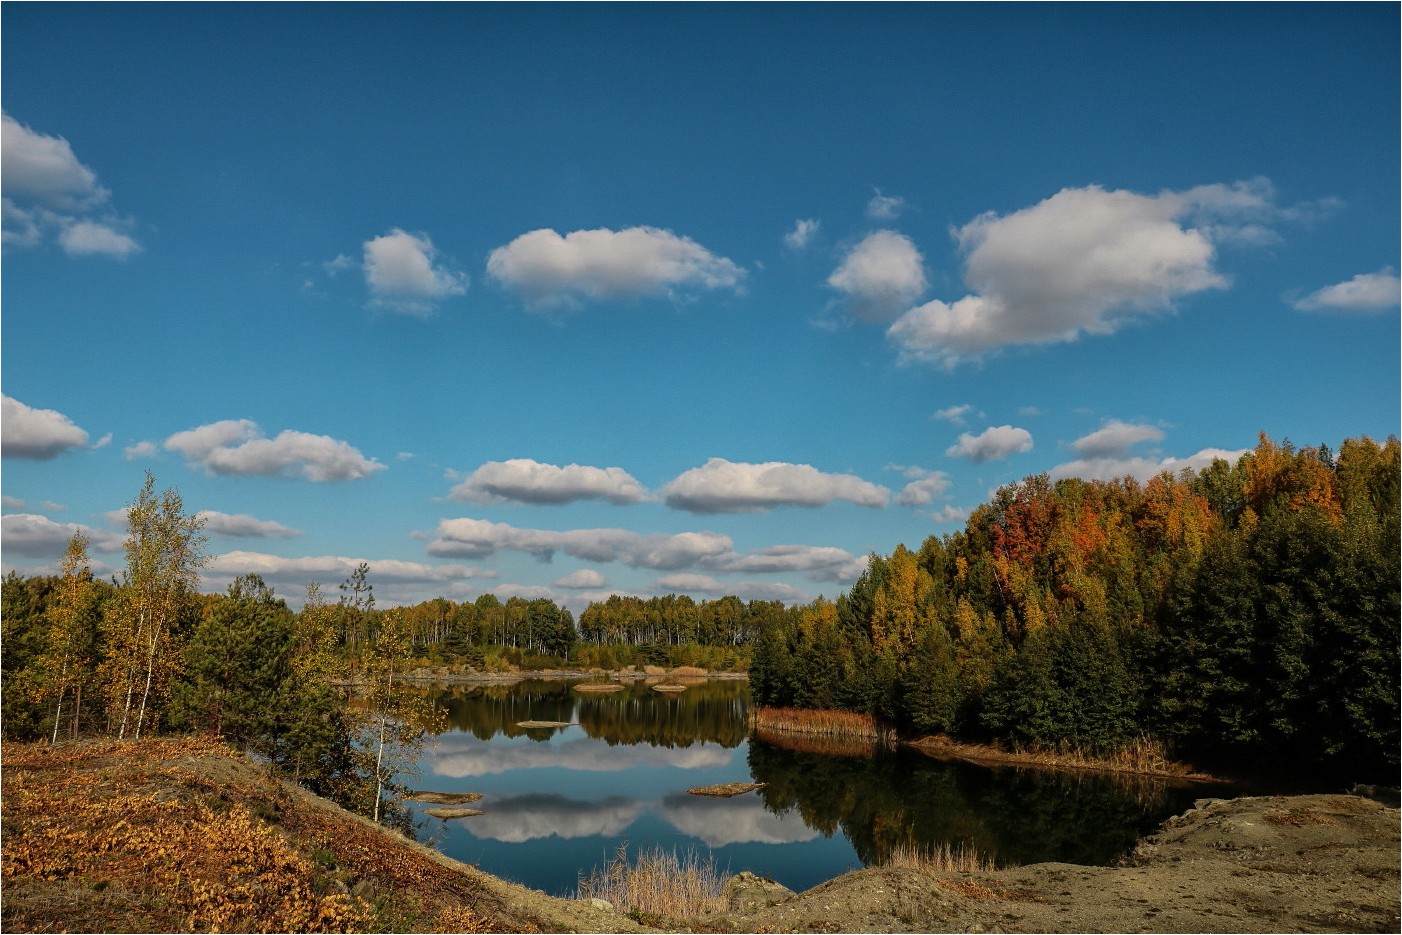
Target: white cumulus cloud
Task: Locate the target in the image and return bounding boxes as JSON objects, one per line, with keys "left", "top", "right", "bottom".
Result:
{"left": 423, "top": 518, "right": 734, "bottom": 570}
{"left": 933, "top": 404, "right": 975, "bottom": 426}
{"left": 124, "top": 440, "right": 158, "bottom": 461}
{"left": 866, "top": 189, "right": 906, "bottom": 220}
{"left": 1071, "top": 420, "right": 1166, "bottom": 458}
{"left": 421, "top": 517, "right": 864, "bottom": 586}
{"left": 1, "top": 113, "right": 106, "bottom": 211}
{"left": 1292, "top": 268, "right": 1400, "bottom": 314}
{"left": 828, "top": 230, "right": 927, "bottom": 321}
{"left": 709, "top": 545, "right": 868, "bottom": 583}
{"left": 58, "top": 219, "right": 141, "bottom": 259}
{"left": 888, "top": 182, "right": 1286, "bottom": 367}
{"left": 784, "top": 218, "right": 820, "bottom": 250}
{"left": 660, "top": 458, "right": 889, "bottom": 513}
{"left": 946, "top": 425, "right": 1033, "bottom": 463}
{"left": 486, "top": 226, "right": 744, "bottom": 309}
{"left": 896, "top": 471, "right": 952, "bottom": 507}
{"left": 2, "top": 113, "right": 140, "bottom": 257}
{"left": 448, "top": 458, "right": 648, "bottom": 505}
{"left": 164, "top": 419, "right": 384, "bottom": 481}
{"left": 553, "top": 568, "right": 608, "bottom": 589}
{"left": 204, "top": 551, "right": 494, "bottom": 595}
{"left": 362, "top": 228, "right": 467, "bottom": 314}
{"left": 1050, "top": 447, "right": 1248, "bottom": 483}
{"left": 1, "top": 395, "right": 90, "bottom": 459}
{"left": 1, "top": 513, "right": 125, "bottom": 557}
{"left": 196, "top": 510, "right": 301, "bottom": 539}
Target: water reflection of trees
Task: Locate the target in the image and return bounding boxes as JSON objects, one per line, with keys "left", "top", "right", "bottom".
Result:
{"left": 747, "top": 738, "right": 1217, "bottom": 867}
{"left": 436, "top": 681, "right": 576, "bottom": 740}
{"left": 574, "top": 682, "right": 747, "bottom": 749}
{"left": 429, "top": 680, "right": 748, "bottom": 748}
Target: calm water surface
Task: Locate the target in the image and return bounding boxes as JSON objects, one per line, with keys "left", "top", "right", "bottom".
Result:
{"left": 402, "top": 679, "right": 1228, "bottom": 896}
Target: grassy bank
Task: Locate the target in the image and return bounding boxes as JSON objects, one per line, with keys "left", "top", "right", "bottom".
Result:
{"left": 749, "top": 705, "right": 1215, "bottom": 781}
{"left": 0, "top": 738, "right": 628, "bottom": 934}
{"left": 906, "top": 733, "right": 1219, "bottom": 781}
{"left": 748, "top": 706, "right": 897, "bottom": 745}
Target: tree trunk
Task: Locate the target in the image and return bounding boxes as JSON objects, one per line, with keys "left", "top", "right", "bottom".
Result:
{"left": 373, "top": 667, "right": 392, "bottom": 824}
{"left": 134, "top": 624, "right": 159, "bottom": 741}
{"left": 51, "top": 684, "right": 65, "bottom": 744}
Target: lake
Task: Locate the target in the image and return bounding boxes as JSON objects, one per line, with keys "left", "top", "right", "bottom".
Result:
{"left": 402, "top": 678, "right": 1227, "bottom": 897}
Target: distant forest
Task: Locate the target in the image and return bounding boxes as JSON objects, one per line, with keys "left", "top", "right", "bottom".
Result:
{"left": 3, "top": 433, "right": 1397, "bottom": 826}
{"left": 750, "top": 434, "right": 1399, "bottom": 780}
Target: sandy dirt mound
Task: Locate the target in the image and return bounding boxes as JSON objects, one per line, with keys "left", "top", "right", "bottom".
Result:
{"left": 723, "top": 793, "right": 1399, "bottom": 933}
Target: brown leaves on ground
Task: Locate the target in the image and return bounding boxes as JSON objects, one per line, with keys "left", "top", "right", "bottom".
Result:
{"left": 1263, "top": 809, "right": 1336, "bottom": 827}
{"left": 2, "top": 738, "right": 497, "bottom": 933}
{"left": 939, "top": 878, "right": 1045, "bottom": 902}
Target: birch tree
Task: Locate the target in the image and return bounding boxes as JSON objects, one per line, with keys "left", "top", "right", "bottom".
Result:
{"left": 30, "top": 533, "right": 100, "bottom": 741}
{"left": 102, "top": 472, "right": 207, "bottom": 739}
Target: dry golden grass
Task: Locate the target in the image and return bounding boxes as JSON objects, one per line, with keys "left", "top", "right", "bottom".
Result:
{"left": 667, "top": 666, "right": 708, "bottom": 677}
{"left": 885, "top": 841, "right": 999, "bottom": 874}
{"left": 572, "top": 682, "right": 625, "bottom": 693}
{"left": 751, "top": 724, "right": 882, "bottom": 759}
{"left": 750, "top": 706, "right": 897, "bottom": 744}
{"left": 909, "top": 732, "right": 1208, "bottom": 782}
{"left": 576, "top": 844, "right": 726, "bottom": 920}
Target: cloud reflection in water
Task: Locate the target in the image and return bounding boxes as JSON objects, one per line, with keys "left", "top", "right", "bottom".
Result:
{"left": 428, "top": 735, "right": 732, "bottom": 778}
{"left": 658, "top": 793, "right": 820, "bottom": 847}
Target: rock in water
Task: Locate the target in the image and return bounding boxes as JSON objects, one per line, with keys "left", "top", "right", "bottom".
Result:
{"left": 424, "top": 807, "right": 484, "bottom": 819}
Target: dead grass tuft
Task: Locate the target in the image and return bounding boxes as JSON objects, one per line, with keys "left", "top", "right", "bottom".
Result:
{"left": 750, "top": 706, "right": 897, "bottom": 745}
{"left": 577, "top": 844, "right": 726, "bottom": 920}
{"left": 886, "top": 841, "right": 1000, "bottom": 874}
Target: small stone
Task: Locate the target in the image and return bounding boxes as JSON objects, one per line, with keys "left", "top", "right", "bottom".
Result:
{"left": 587, "top": 897, "right": 614, "bottom": 912}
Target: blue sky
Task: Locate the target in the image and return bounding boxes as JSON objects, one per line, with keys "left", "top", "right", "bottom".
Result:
{"left": 3, "top": 4, "right": 1397, "bottom": 609}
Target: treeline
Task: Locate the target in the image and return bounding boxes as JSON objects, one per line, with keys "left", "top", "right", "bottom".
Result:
{"left": 751, "top": 434, "right": 1400, "bottom": 781}
{"left": 2, "top": 474, "right": 439, "bottom": 832}
{"left": 354, "top": 591, "right": 784, "bottom": 672}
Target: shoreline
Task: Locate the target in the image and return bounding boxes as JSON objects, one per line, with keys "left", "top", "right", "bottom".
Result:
{"left": 394, "top": 666, "right": 751, "bottom": 685}
{"left": 4, "top": 739, "right": 1396, "bottom": 933}
{"left": 749, "top": 705, "right": 1227, "bottom": 784}
{"left": 902, "top": 734, "right": 1226, "bottom": 785}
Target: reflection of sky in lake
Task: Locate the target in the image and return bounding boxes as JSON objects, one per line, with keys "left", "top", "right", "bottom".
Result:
{"left": 656, "top": 793, "right": 820, "bottom": 846}
{"left": 429, "top": 729, "right": 733, "bottom": 779}
{"left": 407, "top": 683, "right": 1215, "bottom": 897}
{"left": 410, "top": 731, "right": 860, "bottom": 896}
{"left": 404, "top": 688, "right": 862, "bottom": 895}
{"left": 456, "top": 794, "right": 647, "bottom": 843}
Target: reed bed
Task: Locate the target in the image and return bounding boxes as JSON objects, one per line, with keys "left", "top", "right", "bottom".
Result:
{"left": 884, "top": 840, "right": 1000, "bottom": 874}
{"left": 751, "top": 725, "right": 881, "bottom": 760}
{"left": 577, "top": 844, "right": 726, "bottom": 920}
{"left": 917, "top": 733, "right": 1194, "bottom": 778}
{"left": 749, "top": 706, "right": 897, "bottom": 745}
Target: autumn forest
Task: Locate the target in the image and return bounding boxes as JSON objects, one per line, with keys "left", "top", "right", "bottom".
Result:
{"left": 3, "top": 433, "right": 1398, "bottom": 836}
